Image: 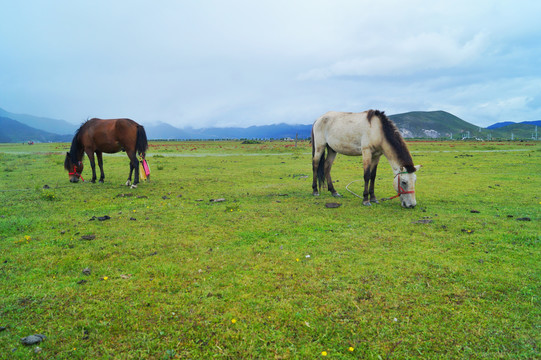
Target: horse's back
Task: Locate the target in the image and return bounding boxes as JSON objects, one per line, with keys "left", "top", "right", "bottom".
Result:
{"left": 82, "top": 118, "right": 139, "bottom": 153}
{"left": 313, "top": 111, "right": 379, "bottom": 155}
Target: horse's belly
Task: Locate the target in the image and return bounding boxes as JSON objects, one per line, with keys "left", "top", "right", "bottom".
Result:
{"left": 101, "top": 143, "right": 123, "bottom": 153}
{"left": 327, "top": 137, "right": 363, "bottom": 156}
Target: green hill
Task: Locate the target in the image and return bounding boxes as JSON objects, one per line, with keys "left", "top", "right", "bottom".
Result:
{"left": 389, "top": 111, "right": 538, "bottom": 140}
{"left": 489, "top": 123, "right": 539, "bottom": 140}
{"left": 389, "top": 111, "right": 481, "bottom": 139}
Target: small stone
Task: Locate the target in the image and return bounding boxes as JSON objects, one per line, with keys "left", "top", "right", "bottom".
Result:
{"left": 516, "top": 217, "right": 531, "bottom": 221}
{"left": 34, "top": 346, "right": 42, "bottom": 354}
{"left": 82, "top": 268, "right": 91, "bottom": 275}
{"left": 80, "top": 235, "right": 95, "bottom": 241}
{"left": 325, "top": 202, "right": 341, "bottom": 208}
{"left": 21, "top": 334, "right": 46, "bottom": 345}
{"left": 470, "top": 210, "right": 480, "bottom": 213}
{"left": 413, "top": 219, "right": 433, "bottom": 224}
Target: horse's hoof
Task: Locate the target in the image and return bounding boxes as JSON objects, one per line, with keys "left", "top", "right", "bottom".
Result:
{"left": 332, "top": 192, "right": 342, "bottom": 198}
{"left": 130, "top": 184, "right": 138, "bottom": 189}
{"left": 125, "top": 180, "right": 131, "bottom": 186}
{"left": 312, "top": 192, "right": 320, "bottom": 196}
{"left": 363, "top": 201, "right": 372, "bottom": 206}
{"left": 90, "top": 180, "right": 96, "bottom": 184}
{"left": 371, "top": 199, "right": 380, "bottom": 204}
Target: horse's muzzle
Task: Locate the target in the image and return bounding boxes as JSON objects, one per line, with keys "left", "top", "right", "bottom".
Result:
{"left": 402, "top": 201, "right": 416, "bottom": 209}
{"left": 70, "top": 177, "right": 79, "bottom": 183}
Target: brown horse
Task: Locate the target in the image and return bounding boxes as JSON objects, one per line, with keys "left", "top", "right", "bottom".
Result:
{"left": 64, "top": 118, "right": 148, "bottom": 188}
{"left": 312, "top": 110, "right": 421, "bottom": 208}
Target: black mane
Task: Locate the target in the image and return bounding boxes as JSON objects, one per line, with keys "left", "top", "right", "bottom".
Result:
{"left": 368, "top": 110, "right": 415, "bottom": 173}
{"left": 67, "top": 119, "right": 94, "bottom": 165}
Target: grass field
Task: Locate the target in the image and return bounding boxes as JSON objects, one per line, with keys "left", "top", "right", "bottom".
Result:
{"left": 1, "top": 140, "right": 540, "bottom": 359}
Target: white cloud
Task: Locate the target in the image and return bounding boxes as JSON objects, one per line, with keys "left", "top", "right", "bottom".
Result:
{"left": 298, "top": 31, "right": 489, "bottom": 80}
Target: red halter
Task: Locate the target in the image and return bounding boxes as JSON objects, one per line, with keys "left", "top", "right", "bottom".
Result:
{"left": 388, "top": 172, "right": 414, "bottom": 200}
{"left": 69, "top": 165, "right": 84, "bottom": 182}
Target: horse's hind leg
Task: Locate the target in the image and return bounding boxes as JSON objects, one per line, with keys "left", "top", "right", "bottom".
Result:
{"left": 312, "top": 144, "right": 326, "bottom": 196}
{"left": 96, "top": 151, "right": 105, "bottom": 183}
{"left": 127, "top": 151, "right": 139, "bottom": 188}
{"left": 126, "top": 159, "right": 133, "bottom": 186}
{"left": 324, "top": 147, "right": 341, "bottom": 197}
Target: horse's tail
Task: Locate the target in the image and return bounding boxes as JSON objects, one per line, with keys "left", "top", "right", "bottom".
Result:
{"left": 312, "top": 126, "right": 326, "bottom": 192}
{"left": 136, "top": 125, "right": 149, "bottom": 158}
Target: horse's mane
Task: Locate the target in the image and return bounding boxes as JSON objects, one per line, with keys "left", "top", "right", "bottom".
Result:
{"left": 68, "top": 119, "right": 94, "bottom": 164}
{"left": 368, "top": 110, "right": 415, "bottom": 173}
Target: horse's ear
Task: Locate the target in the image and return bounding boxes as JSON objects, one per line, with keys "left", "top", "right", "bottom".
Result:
{"left": 414, "top": 165, "right": 422, "bottom": 172}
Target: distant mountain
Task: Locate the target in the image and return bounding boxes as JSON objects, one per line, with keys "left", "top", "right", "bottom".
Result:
{"left": 0, "top": 107, "right": 77, "bottom": 134}
{"left": 1, "top": 106, "right": 539, "bottom": 142}
{"left": 145, "top": 122, "right": 188, "bottom": 139}
{"left": 146, "top": 122, "right": 312, "bottom": 140}
{"left": 487, "top": 121, "right": 516, "bottom": 129}
{"left": 389, "top": 110, "right": 480, "bottom": 138}
{"left": 488, "top": 120, "right": 541, "bottom": 129}
{"left": 0, "top": 117, "right": 72, "bottom": 142}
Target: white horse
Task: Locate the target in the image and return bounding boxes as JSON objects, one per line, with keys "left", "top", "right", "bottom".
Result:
{"left": 311, "top": 110, "right": 421, "bottom": 208}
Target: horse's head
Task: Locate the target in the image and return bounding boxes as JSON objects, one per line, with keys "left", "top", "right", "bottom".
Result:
{"left": 394, "top": 165, "right": 421, "bottom": 208}
{"left": 64, "top": 152, "right": 84, "bottom": 183}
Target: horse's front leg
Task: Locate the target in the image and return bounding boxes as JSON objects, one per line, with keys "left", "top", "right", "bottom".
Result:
{"left": 369, "top": 164, "right": 379, "bottom": 204}
{"left": 87, "top": 151, "right": 97, "bottom": 183}
{"left": 369, "top": 156, "right": 381, "bottom": 204}
{"left": 362, "top": 150, "right": 372, "bottom": 206}
{"left": 96, "top": 151, "right": 105, "bottom": 183}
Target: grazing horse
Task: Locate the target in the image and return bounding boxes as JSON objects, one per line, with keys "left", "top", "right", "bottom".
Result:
{"left": 312, "top": 110, "right": 421, "bottom": 208}
{"left": 64, "top": 118, "right": 148, "bottom": 188}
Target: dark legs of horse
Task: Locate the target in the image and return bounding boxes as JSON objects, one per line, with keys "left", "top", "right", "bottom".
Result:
{"left": 126, "top": 151, "right": 139, "bottom": 188}
{"left": 312, "top": 145, "right": 340, "bottom": 197}
{"left": 324, "top": 148, "right": 340, "bottom": 197}
{"left": 86, "top": 151, "right": 98, "bottom": 183}
{"left": 362, "top": 155, "right": 380, "bottom": 206}
{"left": 96, "top": 151, "right": 105, "bottom": 183}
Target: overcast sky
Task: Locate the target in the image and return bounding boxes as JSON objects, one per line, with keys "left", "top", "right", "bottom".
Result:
{"left": 1, "top": 1, "right": 540, "bottom": 128}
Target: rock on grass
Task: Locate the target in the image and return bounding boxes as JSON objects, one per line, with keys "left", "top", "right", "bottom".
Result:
{"left": 21, "top": 334, "right": 46, "bottom": 345}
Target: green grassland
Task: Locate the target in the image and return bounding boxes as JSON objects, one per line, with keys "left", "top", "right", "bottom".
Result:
{"left": 1, "top": 140, "right": 540, "bottom": 359}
